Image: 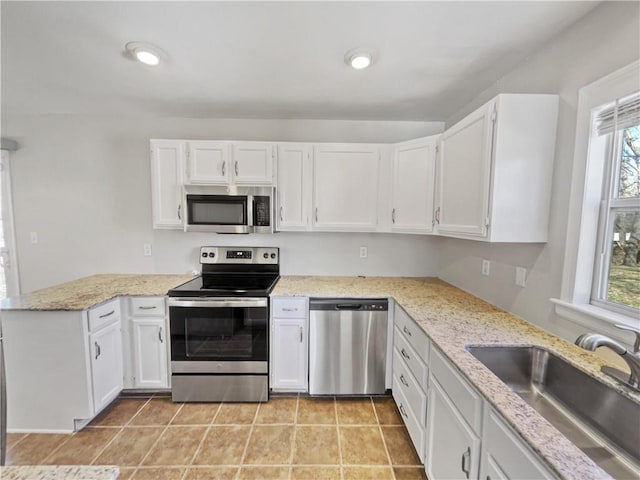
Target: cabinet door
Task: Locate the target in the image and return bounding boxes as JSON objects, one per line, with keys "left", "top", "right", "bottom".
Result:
{"left": 150, "top": 140, "right": 185, "bottom": 228}
{"left": 271, "top": 318, "right": 307, "bottom": 391}
{"left": 132, "top": 318, "right": 168, "bottom": 389}
{"left": 392, "top": 137, "right": 437, "bottom": 233}
{"left": 89, "top": 321, "right": 123, "bottom": 413}
{"left": 232, "top": 142, "right": 274, "bottom": 185}
{"left": 187, "top": 141, "right": 229, "bottom": 184}
{"left": 426, "top": 379, "right": 480, "bottom": 480}
{"left": 276, "top": 143, "right": 312, "bottom": 231}
{"left": 313, "top": 144, "right": 379, "bottom": 231}
{"left": 437, "top": 101, "right": 495, "bottom": 237}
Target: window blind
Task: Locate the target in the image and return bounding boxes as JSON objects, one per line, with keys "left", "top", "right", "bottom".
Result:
{"left": 596, "top": 91, "right": 640, "bottom": 136}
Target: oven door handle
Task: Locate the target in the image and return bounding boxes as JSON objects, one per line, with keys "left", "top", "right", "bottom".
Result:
{"left": 167, "top": 298, "right": 268, "bottom": 308}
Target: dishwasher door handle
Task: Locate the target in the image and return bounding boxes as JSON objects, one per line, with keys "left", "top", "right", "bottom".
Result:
{"left": 335, "top": 304, "right": 363, "bottom": 310}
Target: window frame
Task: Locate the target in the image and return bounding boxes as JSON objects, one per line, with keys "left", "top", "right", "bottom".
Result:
{"left": 552, "top": 60, "right": 640, "bottom": 343}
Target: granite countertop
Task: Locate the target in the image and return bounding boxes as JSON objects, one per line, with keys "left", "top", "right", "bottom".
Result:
{"left": 0, "top": 466, "right": 118, "bottom": 480}
{"left": 0, "top": 274, "right": 193, "bottom": 311}
{"left": 272, "top": 276, "right": 640, "bottom": 480}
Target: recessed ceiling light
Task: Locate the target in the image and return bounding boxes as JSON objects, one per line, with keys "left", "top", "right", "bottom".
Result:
{"left": 344, "top": 48, "right": 376, "bottom": 70}
{"left": 125, "top": 42, "right": 165, "bottom": 66}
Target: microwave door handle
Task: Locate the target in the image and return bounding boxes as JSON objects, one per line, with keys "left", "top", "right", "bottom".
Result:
{"left": 247, "top": 196, "right": 254, "bottom": 228}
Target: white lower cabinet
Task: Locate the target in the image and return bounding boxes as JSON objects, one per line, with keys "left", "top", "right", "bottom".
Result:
{"left": 123, "top": 296, "right": 170, "bottom": 390}
{"left": 270, "top": 297, "right": 309, "bottom": 392}
{"left": 481, "top": 407, "right": 557, "bottom": 480}
{"left": 132, "top": 318, "right": 168, "bottom": 389}
{"left": 426, "top": 378, "right": 481, "bottom": 480}
{"left": 89, "top": 319, "right": 123, "bottom": 413}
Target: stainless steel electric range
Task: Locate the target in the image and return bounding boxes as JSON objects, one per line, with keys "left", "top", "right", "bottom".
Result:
{"left": 167, "top": 246, "right": 279, "bottom": 402}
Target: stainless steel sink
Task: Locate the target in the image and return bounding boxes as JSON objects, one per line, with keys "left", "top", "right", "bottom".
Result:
{"left": 466, "top": 345, "right": 640, "bottom": 479}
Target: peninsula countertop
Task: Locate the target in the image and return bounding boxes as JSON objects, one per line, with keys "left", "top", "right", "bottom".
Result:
{"left": 272, "top": 275, "right": 640, "bottom": 480}
{"left": 0, "top": 274, "right": 193, "bottom": 311}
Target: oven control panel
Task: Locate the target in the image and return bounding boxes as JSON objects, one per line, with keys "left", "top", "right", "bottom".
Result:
{"left": 200, "top": 246, "right": 279, "bottom": 265}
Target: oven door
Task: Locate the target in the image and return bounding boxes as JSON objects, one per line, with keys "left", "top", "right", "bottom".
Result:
{"left": 168, "top": 298, "right": 268, "bottom": 374}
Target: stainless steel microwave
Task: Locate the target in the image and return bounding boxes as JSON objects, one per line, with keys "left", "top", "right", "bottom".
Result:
{"left": 185, "top": 187, "right": 273, "bottom": 234}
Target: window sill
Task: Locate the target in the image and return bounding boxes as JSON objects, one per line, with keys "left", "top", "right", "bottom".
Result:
{"left": 551, "top": 298, "right": 640, "bottom": 346}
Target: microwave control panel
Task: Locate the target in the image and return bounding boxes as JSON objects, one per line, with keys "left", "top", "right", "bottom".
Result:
{"left": 253, "top": 196, "right": 271, "bottom": 226}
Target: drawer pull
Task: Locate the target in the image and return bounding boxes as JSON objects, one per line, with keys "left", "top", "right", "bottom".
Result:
{"left": 403, "top": 326, "right": 412, "bottom": 336}
{"left": 461, "top": 446, "right": 471, "bottom": 479}
{"left": 400, "top": 374, "right": 409, "bottom": 387}
{"left": 282, "top": 307, "right": 298, "bottom": 312}
{"left": 400, "top": 348, "right": 410, "bottom": 360}
{"left": 138, "top": 305, "right": 157, "bottom": 310}
{"left": 99, "top": 310, "right": 115, "bottom": 319}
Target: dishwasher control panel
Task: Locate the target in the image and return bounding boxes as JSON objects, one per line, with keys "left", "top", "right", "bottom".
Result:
{"left": 309, "top": 298, "right": 388, "bottom": 311}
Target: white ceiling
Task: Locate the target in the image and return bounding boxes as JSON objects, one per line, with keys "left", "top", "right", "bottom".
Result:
{"left": 1, "top": 1, "right": 599, "bottom": 121}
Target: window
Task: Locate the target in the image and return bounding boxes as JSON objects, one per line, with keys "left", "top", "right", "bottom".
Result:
{"left": 592, "top": 93, "right": 640, "bottom": 314}
{"left": 553, "top": 61, "right": 640, "bottom": 338}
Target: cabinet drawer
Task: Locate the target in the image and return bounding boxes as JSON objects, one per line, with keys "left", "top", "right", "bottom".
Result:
{"left": 130, "top": 297, "right": 165, "bottom": 317}
{"left": 88, "top": 298, "right": 121, "bottom": 332}
{"left": 430, "top": 347, "right": 482, "bottom": 435}
{"left": 394, "top": 306, "right": 429, "bottom": 361}
{"left": 394, "top": 327, "right": 429, "bottom": 386}
{"left": 272, "top": 297, "right": 307, "bottom": 318}
{"left": 393, "top": 375, "right": 425, "bottom": 462}
{"left": 393, "top": 349, "right": 427, "bottom": 424}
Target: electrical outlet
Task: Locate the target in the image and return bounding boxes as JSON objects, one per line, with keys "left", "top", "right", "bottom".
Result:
{"left": 516, "top": 267, "right": 527, "bottom": 287}
{"left": 143, "top": 243, "right": 152, "bottom": 256}
{"left": 481, "top": 259, "right": 490, "bottom": 276}
{"left": 359, "top": 246, "right": 368, "bottom": 258}
{"left": 30, "top": 232, "right": 38, "bottom": 244}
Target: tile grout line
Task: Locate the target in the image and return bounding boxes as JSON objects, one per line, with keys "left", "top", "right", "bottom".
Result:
{"left": 286, "top": 394, "right": 300, "bottom": 480}
{"left": 333, "top": 396, "right": 345, "bottom": 480}
{"left": 372, "top": 397, "right": 397, "bottom": 480}
{"left": 179, "top": 401, "right": 223, "bottom": 479}
{"left": 135, "top": 399, "right": 185, "bottom": 470}
{"left": 235, "top": 403, "right": 261, "bottom": 479}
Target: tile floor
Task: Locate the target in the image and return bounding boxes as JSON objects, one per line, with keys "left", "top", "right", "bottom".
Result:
{"left": 5, "top": 394, "right": 427, "bottom": 480}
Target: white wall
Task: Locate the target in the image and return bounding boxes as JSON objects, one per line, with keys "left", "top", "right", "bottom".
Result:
{"left": 437, "top": 2, "right": 640, "bottom": 342}
{"left": 2, "top": 115, "right": 443, "bottom": 292}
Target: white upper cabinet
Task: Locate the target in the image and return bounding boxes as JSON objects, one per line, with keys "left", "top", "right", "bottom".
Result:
{"left": 313, "top": 144, "right": 380, "bottom": 231}
{"left": 150, "top": 140, "right": 185, "bottom": 229}
{"left": 436, "top": 94, "right": 559, "bottom": 242}
{"left": 231, "top": 142, "right": 275, "bottom": 185}
{"left": 391, "top": 135, "right": 438, "bottom": 234}
{"left": 186, "top": 141, "right": 229, "bottom": 185}
{"left": 276, "top": 143, "right": 312, "bottom": 231}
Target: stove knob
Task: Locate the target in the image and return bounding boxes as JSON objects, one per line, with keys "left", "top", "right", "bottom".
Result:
{"left": 263, "top": 253, "right": 269, "bottom": 259}
{"left": 202, "top": 252, "right": 208, "bottom": 258}
{"left": 210, "top": 252, "right": 215, "bottom": 258}
{"left": 270, "top": 253, "right": 277, "bottom": 259}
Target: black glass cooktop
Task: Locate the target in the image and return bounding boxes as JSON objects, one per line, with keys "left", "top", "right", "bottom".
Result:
{"left": 168, "top": 273, "right": 280, "bottom": 297}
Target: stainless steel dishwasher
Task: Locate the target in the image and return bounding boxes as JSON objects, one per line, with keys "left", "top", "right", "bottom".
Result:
{"left": 309, "top": 298, "right": 388, "bottom": 395}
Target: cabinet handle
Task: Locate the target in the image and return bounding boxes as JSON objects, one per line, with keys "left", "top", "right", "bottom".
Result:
{"left": 398, "top": 403, "right": 408, "bottom": 418}
{"left": 222, "top": 161, "right": 226, "bottom": 176}
{"left": 392, "top": 208, "right": 396, "bottom": 224}
{"left": 435, "top": 206, "right": 440, "bottom": 224}
{"left": 95, "top": 341, "right": 101, "bottom": 360}
{"left": 158, "top": 327, "right": 164, "bottom": 343}
{"left": 403, "top": 326, "right": 412, "bottom": 337}
{"left": 299, "top": 326, "right": 303, "bottom": 343}
{"left": 400, "top": 374, "right": 409, "bottom": 387}
{"left": 280, "top": 206, "right": 284, "bottom": 222}
{"left": 461, "top": 447, "right": 471, "bottom": 479}
{"left": 282, "top": 307, "right": 298, "bottom": 312}
{"left": 315, "top": 208, "right": 318, "bottom": 223}
{"left": 177, "top": 204, "right": 182, "bottom": 220}
{"left": 234, "top": 161, "right": 239, "bottom": 176}
{"left": 138, "top": 305, "right": 157, "bottom": 310}
{"left": 99, "top": 310, "right": 115, "bottom": 319}
{"left": 400, "top": 348, "right": 410, "bottom": 360}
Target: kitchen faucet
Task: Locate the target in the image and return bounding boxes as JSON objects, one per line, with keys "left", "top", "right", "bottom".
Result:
{"left": 575, "top": 324, "right": 640, "bottom": 391}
